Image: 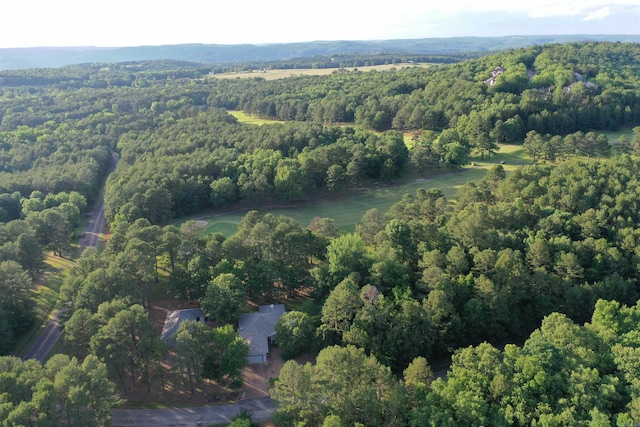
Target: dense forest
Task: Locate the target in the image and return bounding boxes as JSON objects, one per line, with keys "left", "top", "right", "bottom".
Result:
{"left": 0, "top": 41, "right": 639, "bottom": 425}
{"left": 106, "top": 42, "right": 640, "bottom": 224}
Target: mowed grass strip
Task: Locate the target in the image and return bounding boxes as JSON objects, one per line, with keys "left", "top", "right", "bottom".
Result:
{"left": 599, "top": 127, "right": 634, "bottom": 143}
{"left": 201, "top": 169, "right": 483, "bottom": 235}
{"left": 199, "top": 144, "right": 527, "bottom": 236}
{"left": 228, "top": 110, "right": 286, "bottom": 126}
{"left": 12, "top": 253, "right": 73, "bottom": 357}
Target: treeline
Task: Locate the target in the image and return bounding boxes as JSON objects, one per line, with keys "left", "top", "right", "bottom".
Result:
{"left": 104, "top": 112, "right": 421, "bottom": 223}
{"left": 208, "top": 52, "right": 470, "bottom": 74}
{"left": 0, "top": 61, "right": 210, "bottom": 87}
{"left": 209, "top": 42, "right": 640, "bottom": 137}
{"left": 0, "top": 190, "right": 87, "bottom": 354}
{"left": 0, "top": 354, "right": 120, "bottom": 426}
{"left": 61, "top": 155, "right": 640, "bottom": 424}
{"left": 272, "top": 299, "right": 640, "bottom": 426}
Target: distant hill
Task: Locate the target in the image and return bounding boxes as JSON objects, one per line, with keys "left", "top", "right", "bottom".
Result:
{"left": 1, "top": 35, "right": 639, "bottom": 70}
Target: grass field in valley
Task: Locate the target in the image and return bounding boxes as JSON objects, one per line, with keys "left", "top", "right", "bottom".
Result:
{"left": 199, "top": 144, "right": 527, "bottom": 236}
{"left": 228, "top": 110, "right": 285, "bottom": 125}
{"left": 211, "top": 63, "right": 432, "bottom": 81}
{"left": 181, "top": 126, "right": 636, "bottom": 237}
{"left": 600, "top": 127, "right": 634, "bottom": 143}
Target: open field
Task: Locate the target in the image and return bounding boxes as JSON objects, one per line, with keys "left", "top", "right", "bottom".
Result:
{"left": 197, "top": 144, "right": 527, "bottom": 236}
{"left": 182, "top": 132, "right": 629, "bottom": 238}
{"left": 599, "top": 127, "right": 634, "bottom": 143}
{"left": 187, "top": 116, "right": 529, "bottom": 235}
{"left": 601, "top": 127, "right": 636, "bottom": 155}
{"left": 200, "top": 169, "right": 481, "bottom": 236}
{"left": 228, "top": 111, "right": 285, "bottom": 126}
{"left": 210, "top": 63, "right": 432, "bottom": 81}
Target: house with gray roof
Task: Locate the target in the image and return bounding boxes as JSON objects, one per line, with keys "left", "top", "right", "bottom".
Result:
{"left": 238, "top": 304, "right": 285, "bottom": 364}
{"left": 161, "top": 308, "right": 205, "bottom": 344}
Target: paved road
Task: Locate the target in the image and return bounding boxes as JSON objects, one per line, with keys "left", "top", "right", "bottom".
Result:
{"left": 78, "top": 190, "right": 107, "bottom": 251}
{"left": 22, "top": 310, "right": 62, "bottom": 362}
{"left": 23, "top": 152, "right": 119, "bottom": 363}
{"left": 79, "top": 152, "right": 118, "bottom": 251}
{"left": 111, "top": 397, "right": 277, "bottom": 427}
{"left": 23, "top": 152, "right": 280, "bottom": 425}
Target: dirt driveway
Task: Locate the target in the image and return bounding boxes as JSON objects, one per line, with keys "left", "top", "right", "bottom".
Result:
{"left": 241, "top": 346, "right": 285, "bottom": 399}
{"left": 241, "top": 346, "right": 316, "bottom": 399}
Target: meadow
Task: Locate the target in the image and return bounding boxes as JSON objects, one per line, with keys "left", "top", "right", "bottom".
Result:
{"left": 191, "top": 116, "right": 635, "bottom": 237}
{"left": 199, "top": 143, "right": 527, "bottom": 236}
{"left": 228, "top": 110, "right": 285, "bottom": 125}
{"left": 212, "top": 63, "right": 432, "bottom": 81}
{"left": 192, "top": 110, "right": 531, "bottom": 234}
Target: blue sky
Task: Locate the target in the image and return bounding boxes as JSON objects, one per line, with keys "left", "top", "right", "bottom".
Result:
{"left": 2, "top": 0, "right": 639, "bottom": 48}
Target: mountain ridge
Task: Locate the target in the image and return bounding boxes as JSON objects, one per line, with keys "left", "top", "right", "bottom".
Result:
{"left": 2, "top": 34, "right": 639, "bottom": 70}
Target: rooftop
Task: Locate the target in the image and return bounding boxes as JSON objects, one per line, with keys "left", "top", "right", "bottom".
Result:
{"left": 238, "top": 304, "right": 285, "bottom": 358}
{"left": 161, "top": 308, "right": 205, "bottom": 342}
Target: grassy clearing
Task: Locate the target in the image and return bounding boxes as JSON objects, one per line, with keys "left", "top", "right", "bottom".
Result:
{"left": 470, "top": 144, "right": 529, "bottom": 172}
{"left": 202, "top": 216, "right": 241, "bottom": 236}
{"left": 211, "top": 63, "right": 431, "bottom": 81}
{"left": 228, "top": 110, "right": 286, "bottom": 126}
{"left": 600, "top": 127, "right": 634, "bottom": 144}
{"left": 197, "top": 144, "right": 526, "bottom": 236}
{"left": 12, "top": 253, "right": 73, "bottom": 357}
{"left": 201, "top": 170, "right": 483, "bottom": 235}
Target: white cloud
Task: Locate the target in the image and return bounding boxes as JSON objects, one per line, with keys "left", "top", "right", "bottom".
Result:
{"left": 584, "top": 6, "right": 612, "bottom": 20}
{"left": 413, "top": 0, "right": 639, "bottom": 18}
{"left": 0, "top": 0, "right": 637, "bottom": 48}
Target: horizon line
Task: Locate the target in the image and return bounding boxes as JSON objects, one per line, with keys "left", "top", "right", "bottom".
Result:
{"left": 1, "top": 34, "right": 638, "bottom": 50}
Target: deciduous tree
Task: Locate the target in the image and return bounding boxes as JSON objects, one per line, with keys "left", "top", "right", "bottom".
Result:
{"left": 202, "top": 273, "right": 245, "bottom": 325}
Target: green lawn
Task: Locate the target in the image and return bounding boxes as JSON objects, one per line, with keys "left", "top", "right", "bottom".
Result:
{"left": 200, "top": 169, "right": 483, "bottom": 235}
{"left": 197, "top": 144, "right": 526, "bottom": 236}
{"left": 202, "top": 216, "right": 242, "bottom": 236}
{"left": 12, "top": 253, "right": 72, "bottom": 358}
{"left": 599, "top": 127, "right": 634, "bottom": 143}
{"left": 228, "top": 110, "right": 285, "bottom": 126}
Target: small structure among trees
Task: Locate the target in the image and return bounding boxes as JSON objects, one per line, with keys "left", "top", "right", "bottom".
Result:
{"left": 161, "top": 308, "right": 205, "bottom": 344}
{"left": 484, "top": 66, "right": 505, "bottom": 85}
{"left": 238, "top": 304, "right": 285, "bottom": 363}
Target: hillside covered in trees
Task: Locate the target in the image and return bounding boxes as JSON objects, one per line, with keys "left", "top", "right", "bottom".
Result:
{"left": 0, "top": 41, "right": 640, "bottom": 425}
{"left": 2, "top": 34, "right": 639, "bottom": 70}
{"left": 0, "top": 41, "right": 638, "bottom": 225}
